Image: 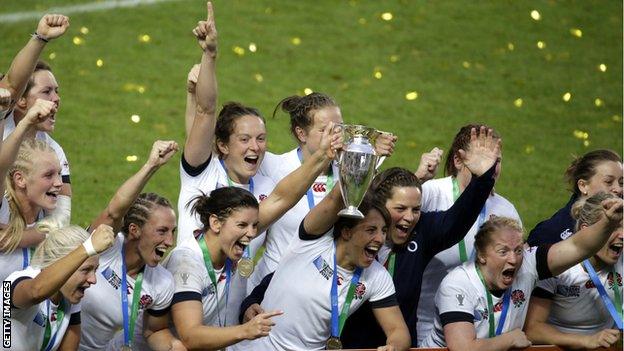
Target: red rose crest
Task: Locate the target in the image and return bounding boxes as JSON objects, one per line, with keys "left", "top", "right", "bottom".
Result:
{"left": 139, "top": 294, "right": 153, "bottom": 310}
{"left": 354, "top": 282, "right": 366, "bottom": 300}
{"left": 258, "top": 194, "right": 267, "bottom": 202}
{"left": 585, "top": 280, "right": 596, "bottom": 289}
{"left": 493, "top": 300, "right": 503, "bottom": 313}
{"left": 337, "top": 275, "right": 344, "bottom": 286}
{"left": 608, "top": 272, "right": 622, "bottom": 288}
{"left": 510, "top": 289, "right": 525, "bottom": 307}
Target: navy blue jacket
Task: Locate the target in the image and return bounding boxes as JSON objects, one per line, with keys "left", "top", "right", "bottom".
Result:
{"left": 527, "top": 194, "right": 578, "bottom": 246}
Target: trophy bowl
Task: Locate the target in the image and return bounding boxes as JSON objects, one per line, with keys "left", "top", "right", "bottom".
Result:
{"left": 336, "top": 124, "right": 380, "bottom": 218}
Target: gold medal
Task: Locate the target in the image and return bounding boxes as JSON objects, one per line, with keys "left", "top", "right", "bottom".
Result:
{"left": 326, "top": 337, "right": 342, "bottom": 350}
{"left": 237, "top": 258, "right": 254, "bottom": 277}
{"left": 121, "top": 346, "right": 133, "bottom": 351}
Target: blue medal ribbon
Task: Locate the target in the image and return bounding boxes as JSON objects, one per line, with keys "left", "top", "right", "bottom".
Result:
{"left": 22, "top": 248, "right": 29, "bottom": 269}
{"left": 330, "top": 242, "right": 362, "bottom": 338}
{"left": 495, "top": 289, "right": 511, "bottom": 336}
{"left": 583, "top": 259, "right": 623, "bottom": 330}
{"left": 296, "top": 148, "right": 333, "bottom": 210}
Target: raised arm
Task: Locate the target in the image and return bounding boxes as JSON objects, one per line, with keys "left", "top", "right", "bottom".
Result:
{"left": 257, "top": 122, "right": 341, "bottom": 233}
{"left": 184, "top": 64, "right": 200, "bottom": 137}
{"left": 414, "top": 147, "right": 443, "bottom": 182}
{"left": 89, "top": 140, "right": 178, "bottom": 233}
{"left": 0, "top": 14, "right": 69, "bottom": 105}
{"left": 11, "top": 224, "right": 114, "bottom": 308}
{"left": 184, "top": 1, "right": 218, "bottom": 167}
{"left": 0, "top": 99, "right": 55, "bottom": 196}
{"left": 547, "top": 198, "right": 622, "bottom": 276}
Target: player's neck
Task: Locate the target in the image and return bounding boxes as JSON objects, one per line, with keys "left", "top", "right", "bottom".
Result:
{"left": 336, "top": 240, "right": 356, "bottom": 271}
{"left": 455, "top": 168, "right": 472, "bottom": 194}
{"left": 205, "top": 231, "right": 226, "bottom": 269}
{"left": 588, "top": 255, "right": 607, "bottom": 272}
{"left": 123, "top": 241, "right": 145, "bottom": 278}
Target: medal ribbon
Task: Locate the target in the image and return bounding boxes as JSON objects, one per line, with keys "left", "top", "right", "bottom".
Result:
{"left": 220, "top": 159, "right": 254, "bottom": 260}
{"left": 22, "top": 247, "right": 30, "bottom": 269}
{"left": 385, "top": 252, "right": 396, "bottom": 277}
{"left": 297, "top": 148, "right": 334, "bottom": 210}
{"left": 121, "top": 245, "right": 144, "bottom": 348}
{"left": 330, "top": 242, "right": 363, "bottom": 338}
{"left": 199, "top": 234, "right": 232, "bottom": 327}
{"left": 583, "top": 259, "right": 623, "bottom": 329}
{"left": 475, "top": 264, "right": 511, "bottom": 337}
{"left": 452, "top": 178, "right": 486, "bottom": 263}
{"left": 39, "top": 299, "right": 66, "bottom": 351}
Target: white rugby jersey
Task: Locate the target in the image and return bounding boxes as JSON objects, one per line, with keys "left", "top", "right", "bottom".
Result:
{"left": 177, "top": 154, "right": 274, "bottom": 260}
{"left": 422, "top": 247, "right": 543, "bottom": 348}
{"left": 535, "top": 256, "right": 622, "bottom": 334}
{"left": 3, "top": 116, "right": 70, "bottom": 179}
{"left": 0, "top": 196, "right": 43, "bottom": 282}
{"left": 233, "top": 228, "right": 395, "bottom": 351}
{"left": 79, "top": 233, "right": 174, "bottom": 351}
{"left": 416, "top": 175, "right": 521, "bottom": 345}
{"left": 250, "top": 149, "right": 335, "bottom": 292}
{"left": 164, "top": 238, "right": 246, "bottom": 328}
{"left": 5, "top": 267, "right": 81, "bottom": 351}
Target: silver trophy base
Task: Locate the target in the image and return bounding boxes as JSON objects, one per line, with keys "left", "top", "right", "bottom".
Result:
{"left": 338, "top": 206, "right": 365, "bottom": 219}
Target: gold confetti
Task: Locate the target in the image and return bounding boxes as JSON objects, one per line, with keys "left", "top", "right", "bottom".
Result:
{"left": 373, "top": 68, "right": 382, "bottom": 79}
{"left": 598, "top": 64, "right": 607, "bottom": 72}
{"left": 407, "top": 141, "right": 417, "bottom": 148}
{"left": 248, "top": 43, "right": 257, "bottom": 53}
{"left": 462, "top": 61, "right": 471, "bottom": 68}
{"left": 304, "top": 88, "right": 313, "bottom": 95}
{"left": 612, "top": 115, "right": 622, "bottom": 122}
{"left": 96, "top": 59, "right": 104, "bottom": 67}
{"left": 562, "top": 92, "right": 571, "bottom": 102}
{"left": 594, "top": 98, "right": 603, "bottom": 107}
{"left": 507, "top": 43, "right": 514, "bottom": 51}
{"left": 137, "top": 86, "right": 146, "bottom": 94}
{"left": 530, "top": 10, "right": 541, "bottom": 21}
{"left": 126, "top": 155, "right": 138, "bottom": 162}
{"left": 254, "top": 73, "right": 264, "bottom": 82}
{"left": 72, "top": 36, "right": 84, "bottom": 45}
{"left": 524, "top": 145, "right": 535, "bottom": 154}
{"left": 232, "top": 46, "right": 245, "bottom": 56}
{"left": 514, "top": 98, "right": 523, "bottom": 107}
{"left": 80, "top": 26, "right": 89, "bottom": 35}
{"left": 583, "top": 140, "right": 590, "bottom": 147}
{"left": 131, "top": 114, "right": 141, "bottom": 123}
{"left": 48, "top": 52, "right": 56, "bottom": 60}
{"left": 358, "top": 18, "right": 367, "bottom": 25}
{"left": 573, "top": 130, "right": 589, "bottom": 139}
{"left": 291, "top": 37, "right": 301, "bottom": 45}
{"left": 138, "top": 34, "right": 151, "bottom": 43}
{"left": 536, "top": 41, "right": 546, "bottom": 49}
{"left": 389, "top": 55, "right": 399, "bottom": 62}
{"left": 405, "top": 91, "right": 418, "bottom": 100}
{"left": 381, "top": 12, "right": 393, "bottom": 21}
{"left": 569, "top": 28, "right": 582, "bottom": 38}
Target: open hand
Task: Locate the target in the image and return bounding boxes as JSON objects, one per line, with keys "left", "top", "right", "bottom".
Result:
{"left": 459, "top": 126, "right": 501, "bottom": 177}
{"left": 36, "top": 14, "right": 69, "bottom": 40}
{"left": 242, "top": 310, "right": 283, "bottom": 340}
{"left": 602, "top": 198, "right": 623, "bottom": 223}
{"left": 147, "top": 140, "right": 179, "bottom": 168}
{"left": 319, "top": 122, "right": 343, "bottom": 160}
{"left": 192, "top": 2, "right": 217, "bottom": 56}
{"left": 583, "top": 329, "right": 620, "bottom": 349}
{"left": 414, "top": 147, "right": 443, "bottom": 181}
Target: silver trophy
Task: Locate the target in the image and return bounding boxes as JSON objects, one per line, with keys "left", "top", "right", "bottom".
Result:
{"left": 336, "top": 124, "right": 380, "bottom": 218}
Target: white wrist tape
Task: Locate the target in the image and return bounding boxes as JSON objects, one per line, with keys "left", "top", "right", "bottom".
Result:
{"left": 82, "top": 236, "right": 97, "bottom": 256}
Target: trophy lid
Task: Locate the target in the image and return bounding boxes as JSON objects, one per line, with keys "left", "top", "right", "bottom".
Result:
{"left": 340, "top": 124, "right": 381, "bottom": 142}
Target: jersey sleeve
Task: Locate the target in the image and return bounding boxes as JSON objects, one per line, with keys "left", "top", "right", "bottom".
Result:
{"left": 149, "top": 268, "right": 175, "bottom": 313}
{"left": 368, "top": 264, "right": 396, "bottom": 303}
{"left": 167, "top": 249, "right": 206, "bottom": 295}
{"left": 435, "top": 272, "right": 475, "bottom": 317}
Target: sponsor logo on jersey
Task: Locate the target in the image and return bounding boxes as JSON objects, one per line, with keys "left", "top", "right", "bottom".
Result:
{"left": 560, "top": 228, "right": 573, "bottom": 240}
{"left": 312, "top": 182, "right": 327, "bottom": 193}
{"left": 511, "top": 289, "right": 525, "bottom": 307}
{"left": 101, "top": 266, "right": 121, "bottom": 290}
{"left": 313, "top": 255, "right": 333, "bottom": 280}
{"left": 555, "top": 284, "right": 580, "bottom": 297}
{"left": 456, "top": 294, "right": 465, "bottom": 306}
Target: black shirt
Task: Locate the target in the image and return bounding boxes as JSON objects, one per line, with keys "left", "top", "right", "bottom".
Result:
{"left": 527, "top": 194, "right": 578, "bottom": 246}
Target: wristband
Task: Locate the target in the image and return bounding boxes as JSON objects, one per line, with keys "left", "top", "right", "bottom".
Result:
{"left": 82, "top": 236, "right": 97, "bottom": 256}
{"left": 32, "top": 32, "right": 49, "bottom": 43}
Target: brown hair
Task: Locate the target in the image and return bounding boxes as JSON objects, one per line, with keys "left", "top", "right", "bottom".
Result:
{"left": 444, "top": 124, "right": 500, "bottom": 177}
{"left": 564, "top": 150, "right": 621, "bottom": 196}
{"left": 121, "top": 193, "right": 173, "bottom": 236}
{"left": 273, "top": 92, "right": 337, "bottom": 142}
{"left": 189, "top": 187, "right": 259, "bottom": 231}
{"left": 369, "top": 167, "right": 422, "bottom": 205}
{"left": 214, "top": 102, "right": 265, "bottom": 155}
{"left": 334, "top": 192, "right": 391, "bottom": 238}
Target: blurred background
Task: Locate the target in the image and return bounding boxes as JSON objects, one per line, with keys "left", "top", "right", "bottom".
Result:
{"left": 1, "top": 0, "right": 622, "bottom": 232}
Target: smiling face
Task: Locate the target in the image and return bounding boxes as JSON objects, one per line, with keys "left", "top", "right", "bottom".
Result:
{"left": 578, "top": 161, "right": 624, "bottom": 198}
{"left": 341, "top": 209, "right": 388, "bottom": 268}
{"left": 477, "top": 228, "right": 524, "bottom": 291}
{"left": 219, "top": 115, "right": 267, "bottom": 183}
{"left": 297, "top": 106, "right": 343, "bottom": 155}
{"left": 384, "top": 186, "right": 421, "bottom": 246}
{"left": 133, "top": 206, "right": 177, "bottom": 267}
{"left": 213, "top": 207, "right": 259, "bottom": 261}
{"left": 594, "top": 225, "right": 623, "bottom": 266}
{"left": 23, "top": 70, "right": 60, "bottom": 132}
{"left": 18, "top": 151, "right": 62, "bottom": 213}
{"left": 60, "top": 255, "right": 98, "bottom": 304}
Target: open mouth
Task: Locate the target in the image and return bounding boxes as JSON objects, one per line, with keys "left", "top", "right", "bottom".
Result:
{"left": 364, "top": 245, "right": 380, "bottom": 259}
{"left": 45, "top": 191, "right": 58, "bottom": 200}
{"left": 501, "top": 268, "right": 515, "bottom": 285}
{"left": 154, "top": 247, "right": 167, "bottom": 259}
{"left": 234, "top": 239, "right": 249, "bottom": 256}
{"left": 244, "top": 155, "right": 258, "bottom": 166}
{"left": 609, "top": 242, "right": 623, "bottom": 256}
{"left": 393, "top": 224, "right": 410, "bottom": 239}
{"left": 76, "top": 286, "right": 87, "bottom": 296}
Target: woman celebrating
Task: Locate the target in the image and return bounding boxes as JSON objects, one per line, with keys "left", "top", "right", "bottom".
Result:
{"left": 78, "top": 141, "right": 183, "bottom": 351}
{"left": 524, "top": 192, "right": 622, "bottom": 350}
{"left": 0, "top": 98, "right": 61, "bottom": 282}
{"left": 6, "top": 224, "right": 114, "bottom": 350}
{"left": 421, "top": 197, "right": 623, "bottom": 351}
{"left": 416, "top": 124, "right": 522, "bottom": 344}
{"left": 528, "top": 149, "right": 622, "bottom": 246}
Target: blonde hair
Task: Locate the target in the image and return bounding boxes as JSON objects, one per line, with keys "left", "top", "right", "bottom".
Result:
{"left": 474, "top": 216, "right": 525, "bottom": 257}
{"left": 30, "top": 225, "right": 89, "bottom": 269}
{"left": 0, "top": 139, "right": 56, "bottom": 253}
{"left": 571, "top": 192, "right": 616, "bottom": 232}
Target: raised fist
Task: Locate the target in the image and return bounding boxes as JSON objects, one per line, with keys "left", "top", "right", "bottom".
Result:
{"left": 146, "top": 140, "right": 179, "bottom": 168}
{"left": 192, "top": 2, "right": 217, "bottom": 56}
{"left": 36, "top": 14, "right": 69, "bottom": 40}
{"left": 23, "top": 98, "right": 56, "bottom": 126}
{"left": 186, "top": 64, "right": 201, "bottom": 93}
{"left": 91, "top": 224, "right": 115, "bottom": 254}
{"left": 0, "top": 87, "right": 12, "bottom": 114}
